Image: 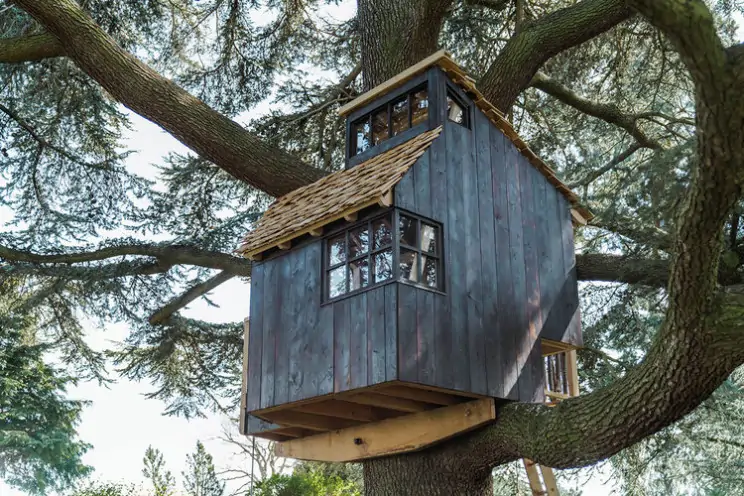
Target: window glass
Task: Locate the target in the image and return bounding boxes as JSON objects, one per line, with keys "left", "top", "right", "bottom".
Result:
{"left": 328, "top": 235, "right": 345, "bottom": 265}
{"left": 399, "top": 249, "right": 419, "bottom": 282}
{"left": 399, "top": 215, "right": 417, "bottom": 247}
{"left": 447, "top": 93, "right": 466, "bottom": 126}
{"left": 421, "top": 256, "right": 438, "bottom": 289}
{"left": 348, "top": 226, "right": 369, "bottom": 258}
{"left": 349, "top": 258, "right": 370, "bottom": 290}
{"left": 329, "top": 266, "right": 347, "bottom": 298}
{"left": 391, "top": 97, "right": 409, "bottom": 136}
{"left": 353, "top": 118, "right": 370, "bottom": 155}
{"left": 420, "top": 223, "right": 437, "bottom": 254}
{"left": 371, "top": 107, "right": 389, "bottom": 146}
{"left": 373, "top": 249, "right": 393, "bottom": 283}
{"left": 411, "top": 89, "right": 429, "bottom": 126}
{"left": 372, "top": 218, "right": 392, "bottom": 249}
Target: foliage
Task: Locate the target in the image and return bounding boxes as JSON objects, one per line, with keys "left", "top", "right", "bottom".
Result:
{"left": 69, "top": 481, "right": 141, "bottom": 496}
{"left": 253, "top": 470, "right": 361, "bottom": 496}
{"left": 182, "top": 441, "right": 225, "bottom": 496}
{"left": 0, "top": 280, "right": 91, "bottom": 494}
{"left": 142, "top": 445, "right": 176, "bottom": 496}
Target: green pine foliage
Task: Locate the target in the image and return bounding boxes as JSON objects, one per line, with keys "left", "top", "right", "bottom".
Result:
{"left": 253, "top": 470, "right": 361, "bottom": 496}
{"left": 142, "top": 445, "right": 176, "bottom": 496}
{"left": 183, "top": 441, "right": 225, "bottom": 496}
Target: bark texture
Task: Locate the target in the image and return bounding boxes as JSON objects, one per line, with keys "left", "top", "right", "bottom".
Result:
{"left": 364, "top": 457, "right": 492, "bottom": 496}
{"left": 11, "top": 0, "right": 325, "bottom": 197}
{"left": 0, "top": 33, "right": 64, "bottom": 62}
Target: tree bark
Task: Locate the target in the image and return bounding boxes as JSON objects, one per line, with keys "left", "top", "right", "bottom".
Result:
{"left": 364, "top": 457, "right": 493, "bottom": 496}
{"left": 0, "top": 33, "right": 64, "bottom": 62}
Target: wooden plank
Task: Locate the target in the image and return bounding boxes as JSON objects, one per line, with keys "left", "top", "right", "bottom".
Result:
{"left": 294, "top": 399, "right": 400, "bottom": 422}
{"left": 367, "top": 286, "right": 387, "bottom": 385}
{"left": 246, "top": 415, "right": 283, "bottom": 436}
{"left": 275, "top": 398, "right": 496, "bottom": 462}
{"left": 343, "top": 392, "right": 435, "bottom": 413}
{"left": 398, "top": 380, "right": 485, "bottom": 399}
{"left": 504, "top": 137, "right": 527, "bottom": 402}
{"left": 491, "top": 128, "right": 518, "bottom": 400}
{"left": 260, "top": 260, "right": 278, "bottom": 409}
{"left": 333, "top": 298, "right": 352, "bottom": 392}
{"left": 287, "top": 249, "right": 305, "bottom": 403}
{"left": 395, "top": 163, "right": 416, "bottom": 212}
{"left": 416, "top": 289, "right": 435, "bottom": 385}
{"left": 414, "top": 150, "right": 432, "bottom": 219}
{"left": 274, "top": 427, "right": 317, "bottom": 439}
{"left": 541, "top": 184, "right": 566, "bottom": 343}
{"left": 446, "top": 123, "right": 470, "bottom": 392}
{"left": 273, "top": 255, "right": 291, "bottom": 407}
{"left": 384, "top": 284, "right": 398, "bottom": 382}
{"left": 523, "top": 459, "right": 546, "bottom": 496}
{"left": 397, "top": 283, "right": 418, "bottom": 382}
{"left": 240, "top": 318, "right": 250, "bottom": 434}
{"left": 539, "top": 466, "right": 559, "bottom": 495}
{"left": 339, "top": 49, "right": 449, "bottom": 116}
{"left": 376, "top": 385, "right": 462, "bottom": 406}
{"left": 262, "top": 410, "right": 363, "bottom": 432}
{"left": 302, "top": 242, "right": 333, "bottom": 400}
{"left": 566, "top": 349, "right": 580, "bottom": 397}
{"left": 350, "top": 293, "right": 368, "bottom": 390}
{"left": 246, "top": 264, "right": 265, "bottom": 413}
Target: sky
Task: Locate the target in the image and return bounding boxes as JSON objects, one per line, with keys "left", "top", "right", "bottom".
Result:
{"left": 2, "top": 6, "right": 744, "bottom": 496}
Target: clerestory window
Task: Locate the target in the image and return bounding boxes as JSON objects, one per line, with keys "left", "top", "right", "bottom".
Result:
{"left": 324, "top": 210, "right": 444, "bottom": 301}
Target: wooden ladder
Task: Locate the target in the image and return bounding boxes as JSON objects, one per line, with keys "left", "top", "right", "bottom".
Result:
{"left": 522, "top": 349, "right": 579, "bottom": 496}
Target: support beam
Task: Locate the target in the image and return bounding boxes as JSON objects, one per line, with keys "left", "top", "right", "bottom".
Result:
{"left": 343, "top": 392, "right": 435, "bottom": 413}
{"left": 274, "top": 398, "right": 496, "bottom": 462}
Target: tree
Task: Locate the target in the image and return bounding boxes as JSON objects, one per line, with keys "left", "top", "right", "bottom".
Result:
{"left": 183, "top": 441, "right": 225, "bottom": 496}
{"left": 70, "top": 481, "right": 141, "bottom": 496}
{"left": 0, "top": 279, "right": 91, "bottom": 493}
{"left": 1, "top": 0, "right": 744, "bottom": 494}
{"left": 142, "top": 446, "right": 176, "bottom": 496}
{"left": 253, "top": 471, "right": 361, "bottom": 496}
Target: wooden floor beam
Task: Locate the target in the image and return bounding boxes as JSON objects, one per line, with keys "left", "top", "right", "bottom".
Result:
{"left": 376, "top": 385, "right": 463, "bottom": 406}
{"left": 274, "top": 398, "right": 496, "bottom": 462}
{"left": 343, "top": 392, "right": 436, "bottom": 413}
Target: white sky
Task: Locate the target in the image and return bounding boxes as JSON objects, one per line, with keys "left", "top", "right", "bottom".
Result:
{"left": 2, "top": 7, "right": 743, "bottom": 496}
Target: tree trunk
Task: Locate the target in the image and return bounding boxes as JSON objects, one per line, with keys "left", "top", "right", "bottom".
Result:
{"left": 363, "top": 455, "right": 493, "bottom": 496}
{"left": 357, "top": 0, "right": 452, "bottom": 89}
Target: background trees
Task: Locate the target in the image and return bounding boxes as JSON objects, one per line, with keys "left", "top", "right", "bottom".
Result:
{"left": 1, "top": 0, "right": 743, "bottom": 493}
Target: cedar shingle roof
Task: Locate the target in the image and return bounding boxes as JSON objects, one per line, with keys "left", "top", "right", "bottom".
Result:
{"left": 339, "top": 50, "right": 592, "bottom": 223}
{"left": 237, "top": 126, "right": 443, "bottom": 259}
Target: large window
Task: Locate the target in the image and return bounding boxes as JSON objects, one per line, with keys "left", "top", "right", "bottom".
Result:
{"left": 351, "top": 86, "right": 429, "bottom": 157}
{"left": 325, "top": 211, "right": 443, "bottom": 301}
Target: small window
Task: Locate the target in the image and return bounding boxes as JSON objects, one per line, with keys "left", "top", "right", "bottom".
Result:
{"left": 446, "top": 91, "right": 469, "bottom": 128}
{"left": 398, "top": 213, "right": 442, "bottom": 290}
{"left": 350, "top": 86, "right": 429, "bottom": 158}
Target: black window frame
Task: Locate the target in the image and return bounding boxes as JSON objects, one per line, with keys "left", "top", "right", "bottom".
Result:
{"left": 322, "top": 209, "right": 445, "bottom": 303}
{"left": 349, "top": 83, "right": 430, "bottom": 159}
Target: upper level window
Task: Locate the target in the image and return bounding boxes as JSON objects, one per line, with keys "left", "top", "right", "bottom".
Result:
{"left": 351, "top": 86, "right": 429, "bottom": 157}
{"left": 324, "top": 210, "right": 443, "bottom": 301}
{"left": 446, "top": 90, "right": 469, "bottom": 128}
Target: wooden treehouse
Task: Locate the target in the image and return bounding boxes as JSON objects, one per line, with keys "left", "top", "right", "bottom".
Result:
{"left": 237, "top": 51, "right": 590, "bottom": 465}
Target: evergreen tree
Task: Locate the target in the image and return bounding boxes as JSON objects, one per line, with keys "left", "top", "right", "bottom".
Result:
{"left": 142, "top": 446, "right": 176, "bottom": 496}
{"left": 182, "top": 441, "right": 225, "bottom": 496}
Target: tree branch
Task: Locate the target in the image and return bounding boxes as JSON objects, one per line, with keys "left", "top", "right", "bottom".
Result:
{"left": 531, "top": 72, "right": 662, "bottom": 149}
{"left": 0, "top": 33, "right": 64, "bottom": 63}
{"left": 566, "top": 143, "right": 643, "bottom": 188}
{"left": 12, "top": 0, "right": 325, "bottom": 197}
{"left": 591, "top": 217, "right": 673, "bottom": 252}
{"left": 148, "top": 271, "right": 235, "bottom": 325}
{"left": 477, "top": 0, "right": 634, "bottom": 110}
{"left": 576, "top": 253, "right": 668, "bottom": 286}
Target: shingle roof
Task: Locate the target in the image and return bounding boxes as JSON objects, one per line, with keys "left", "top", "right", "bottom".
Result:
{"left": 339, "top": 50, "right": 593, "bottom": 223}
{"left": 237, "top": 126, "right": 443, "bottom": 259}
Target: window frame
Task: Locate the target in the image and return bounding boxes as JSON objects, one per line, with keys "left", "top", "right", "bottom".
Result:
{"left": 445, "top": 86, "right": 470, "bottom": 129}
{"left": 322, "top": 209, "right": 445, "bottom": 303}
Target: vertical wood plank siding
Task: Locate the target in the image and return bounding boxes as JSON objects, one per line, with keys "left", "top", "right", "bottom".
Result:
{"left": 244, "top": 69, "right": 581, "bottom": 418}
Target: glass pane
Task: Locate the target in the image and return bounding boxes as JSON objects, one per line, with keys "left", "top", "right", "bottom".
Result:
{"left": 399, "top": 249, "right": 418, "bottom": 282}
{"left": 328, "top": 235, "right": 345, "bottom": 265}
{"left": 329, "top": 266, "right": 347, "bottom": 298}
{"left": 411, "top": 88, "right": 429, "bottom": 126}
{"left": 399, "top": 215, "right": 417, "bottom": 247}
{"left": 353, "top": 118, "right": 370, "bottom": 155}
{"left": 420, "top": 223, "right": 437, "bottom": 254}
{"left": 391, "top": 97, "right": 409, "bottom": 136}
{"left": 421, "top": 256, "right": 438, "bottom": 289}
{"left": 372, "top": 217, "right": 392, "bottom": 249}
{"left": 348, "top": 226, "right": 369, "bottom": 258}
{"left": 447, "top": 94, "right": 465, "bottom": 125}
{"left": 371, "top": 107, "right": 389, "bottom": 146}
{"left": 373, "top": 249, "right": 393, "bottom": 283}
{"left": 349, "top": 258, "right": 370, "bottom": 290}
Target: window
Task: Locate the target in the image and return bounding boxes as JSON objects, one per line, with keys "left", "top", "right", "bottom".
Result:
{"left": 350, "top": 86, "right": 429, "bottom": 157}
{"left": 398, "top": 213, "right": 441, "bottom": 290}
{"left": 324, "top": 210, "right": 443, "bottom": 301}
{"left": 446, "top": 90, "right": 469, "bottom": 128}
{"left": 326, "top": 214, "right": 394, "bottom": 299}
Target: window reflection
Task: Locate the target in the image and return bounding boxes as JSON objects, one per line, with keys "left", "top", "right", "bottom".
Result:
{"left": 373, "top": 249, "right": 393, "bottom": 283}
{"left": 350, "top": 258, "right": 370, "bottom": 290}
{"left": 371, "top": 108, "right": 389, "bottom": 146}
{"left": 446, "top": 92, "right": 468, "bottom": 127}
{"left": 353, "top": 118, "right": 370, "bottom": 155}
{"left": 411, "top": 89, "right": 429, "bottom": 126}
{"left": 399, "top": 215, "right": 417, "bottom": 247}
{"left": 391, "top": 97, "right": 409, "bottom": 136}
{"left": 399, "top": 249, "right": 418, "bottom": 282}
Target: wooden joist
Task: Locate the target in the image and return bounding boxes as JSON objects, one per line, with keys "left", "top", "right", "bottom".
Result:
{"left": 343, "top": 392, "right": 435, "bottom": 413}
{"left": 293, "top": 400, "right": 398, "bottom": 423}
{"left": 274, "top": 398, "right": 496, "bottom": 462}
{"left": 376, "top": 385, "right": 462, "bottom": 406}
{"left": 260, "top": 410, "right": 363, "bottom": 432}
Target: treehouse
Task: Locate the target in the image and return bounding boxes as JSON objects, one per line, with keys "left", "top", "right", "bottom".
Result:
{"left": 237, "top": 51, "right": 590, "bottom": 463}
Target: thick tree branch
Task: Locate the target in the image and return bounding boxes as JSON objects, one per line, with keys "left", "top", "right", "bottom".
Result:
{"left": 12, "top": 0, "right": 325, "bottom": 197}
{"left": 566, "top": 143, "right": 643, "bottom": 188}
{"left": 3, "top": 259, "right": 170, "bottom": 279}
{"left": 591, "top": 217, "right": 673, "bottom": 252}
{"left": 148, "top": 271, "right": 235, "bottom": 325}
{"left": 0, "top": 33, "right": 64, "bottom": 63}
{"left": 531, "top": 72, "right": 662, "bottom": 149}
{"left": 478, "top": 0, "right": 634, "bottom": 110}
{"left": 576, "top": 253, "right": 668, "bottom": 286}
